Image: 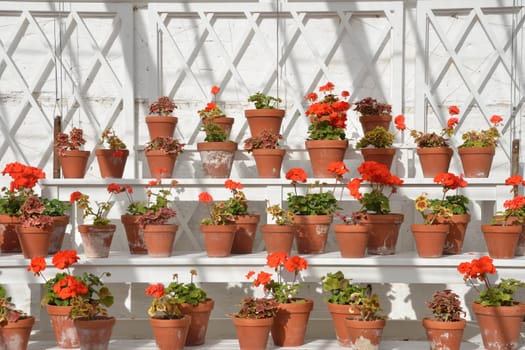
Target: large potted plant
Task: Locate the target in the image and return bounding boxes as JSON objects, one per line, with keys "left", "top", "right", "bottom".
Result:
{"left": 0, "top": 284, "right": 35, "bottom": 350}
{"left": 0, "top": 162, "right": 46, "bottom": 253}
{"left": 27, "top": 249, "right": 111, "bottom": 349}
{"left": 346, "top": 161, "right": 404, "bottom": 255}
{"left": 422, "top": 289, "right": 466, "bottom": 350}
{"left": 457, "top": 109, "right": 503, "bottom": 178}
{"left": 95, "top": 128, "right": 128, "bottom": 178}
{"left": 144, "top": 136, "right": 184, "bottom": 179}
{"left": 285, "top": 167, "right": 339, "bottom": 254}
{"left": 344, "top": 290, "right": 387, "bottom": 350}
{"left": 145, "top": 279, "right": 191, "bottom": 350}
{"left": 245, "top": 91, "right": 284, "bottom": 137}
{"left": 353, "top": 96, "right": 392, "bottom": 134}
{"left": 243, "top": 129, "right": 285, "bottom": 178}
{"left": 355, "top": 126, "right": 396, "bottom": 170}
{"left": 17, "top": 195, "right": 54, "bottom": 258}
{"left": 304, "top": 82, "right": 350, "bottom": 178}
{"left": 396, "top": 107, "right": 458, "bottom": 177}
{"left": 246, "top": 252, "right": 312, "bottom": 347}
{"left": 229, "top": 297, "right": 278, "bottom": 350}
{"left": 198, "top": 191, "right": 236, "bottom": 257}
{"left": 136, "top": 179, "right": 178, "bottom": 257}
{"left": 69, "top": 184, "right": 122, "bottom": 258}
{"left": 145, "top": 96, "right": 178, "bottom": 140}
{"left": 320, "top": 271, "right": 368, "bottom": 346}
{"left": 458, "top": 255, "right": 525, "bottom": 350}
{"left": 55, "top": 127, "right": 90, "bottom": 178}
{"left": 260, "top": 201, "right": 295, "bottom": 255}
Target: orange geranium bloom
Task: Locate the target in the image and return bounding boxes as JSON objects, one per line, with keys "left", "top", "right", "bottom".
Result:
{"left": 52, "top": 250, "right": 80, "bottom": 270}
{"left": 447, "top": 117, "right": 458, "bottom": 129}
{"left": 394, "top": 114, "right": 406, "bottom": 130}
{"left": 27, "top": 256, "right": 46, "bottom": 275}
{"left": 224, "top": 179, "right": 243, "bottom": 190}
{"left": 327, "top": 161, "right": 349, "bottom": 177}
{"left": 198, "top": 192, "right": 213, "bottom": 203}
{"left": 490, "top": 114, "right": 503, "bottom": 125}
{"left": 285, "top": 168, "right": 307, "bottom": 183}
{"left": 448, "top": 105, "right": 460, "bottom": 115}
{"left": 267, "top": 252, "right": 287, "bottom": 268}
{"left": 253, "top": 271, "right": 272, "bottom": 287}
{"left": 145, "top": 283, "right": 165, "bottom": 298}
{"left": 211, "top": 85, "right": 220, "bottom": 95}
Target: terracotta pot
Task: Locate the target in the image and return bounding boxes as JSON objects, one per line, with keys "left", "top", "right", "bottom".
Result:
{"left": 245, "top": 109, "right": 285, "bottom": 137}
{"left": 179, "top": 299, "right": 215, "bottom": 346}
{"left": 516, "top": 221, "right": 525, "bottom": 256}
{"left": 203, "top": 117, "right": 235, "bottom": 138}
{"left": 359, "top": 114, "right": 392, "bottom": 134}
{"left": 411, "top": 224, "right": 448, "bottom": 258}
{"left": 95, "top": 149, "right": 129, "bottom": 178}
{"left": 142, "top": 224, "right": 178, "bottom": 257}
{"left": 197, "top": 141, "right": 237, "bottom": 178}
{"left": 345, "top": 318, "right": 386, "bottom": 350}
{"left": 149, "top": 316, "right": 191, "bottom": 350}
{"left": 232, "top": 214, "right": 260, "bottom": 254}
{"left": 472, "top": 302, "right": 525, "bottom": 350}
{"left": 77, "top": 224, "right": 116, "bottom": 258}
{"left": 252, "top": 148, "right": 285, "bottom": 178}
{"left": 145, "top": 116, "right": 178, "bottom": 140}
{"left": 0, "top": 316, "right": 35, "bottom": 350}
{"left": 416, "top": 147, "right": 453, "bottom": 178}
{"left": 0, "top": 214, "right": 21, "bottom": 253}
{"left": 49, "top": 216, "right": 70, "bottom": 254}
{"left": 74, "top": 316, "right": 115, "bottom": 350}
{"left": 422, "top": 318, "right": 466, "bottom": 350}
{"left": 260, "top": 224, "right": 295, "bottom": 255}
{"left": 305, "top": 139, "right": 348, "bottom": 178}
{"left": 458, "top": 146, "right": 495, "bottom": 178}
{"left": 360, "top": 213, "right": 404, "bottom": 255}
{"left": 271, "top": 299, "right": 313, "bottom": 347}
{"left": 481, "top": 224, "right": 522, "bottom": 259}
{"left": 333, "top": 224, "right": 369, "bottom": 258}
{"left": 360, "top": 148, "right": 396, "bottom": 170}
{"left": 120, "top": 215, "right": 147, "bottom": 254}
{"left": 327, "top": 302, "right": 361, "bottom": 347}
{"left": 59, "top": 150, "right": 90, "bottom": 179}
{"left": 232, "top": 316, "right": 273, "bottom": 350}
{"left": 294, "top": 215, "right": 333, "bottom": 254}
{"left": 145, "top": 150, "right": 178, "bottom": 179}
{"left": 442, "top": 214, "right": 471, "bottom": 255}
{"left": 16, "top": 224, "right": 53, "bottom": 258}
{"left": 46, "top": 304, "right": 80, "bottom": 348}
{"left": 200, "top": 224, "right": 236, "bottom": 257}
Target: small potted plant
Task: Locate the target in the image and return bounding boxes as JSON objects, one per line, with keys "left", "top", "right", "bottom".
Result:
{"left": 95, "top": 128, "right": 129, "bottom": 178}
{"left": 136, "top": 179, "right": 178, "bottom": 257}
{"left": 145, "top": 96, "right": 178, "bottom": 139}
{"left": 458, "top": 255, "right": 525, "bottom": 349}
{"left": 41, "top": 197, "right": 71, "bottom": 254}
{"left": 422, "top": 289, "right": 466, "bottom": 350}
{"left": 198, "top": 191, "right": 236, "bottom": 257}
{"left": 197, "top": 86, "right": 237, "bottom": 178}
{"left": 353, "top": 96, "right": 393, "bottom": 134}
{"left": 245, "top": 91, "right": 285, "bottom": 137}
{"left": 17, "top": 195, "right": 54, "bottom": 258}
{"left": 145, "top": 279, "right": 192, "bottom": 350}
{"left": 355, "top": 126, "right": 397, "bottom": 169}
{"left": 245, "top": 252, "right": 312, "bottom": 347}
{"left": 457, "top": 108, "right": 504, "bottom": 178}
{"left": 115, "top": 184, "right": 148, "bottom": 254}
{"left": 69, "top": 184, "right": 123, "bottom": 258}
{"left": 304, "top": 82, "right": 351, "bottom": 177}
{"left": 55, "top": 127, "right": 90, "bottom": 178}
{"left": 260, "top": 200, "right": 295, "bottom": 254}
{"left": 144, "top": 136, "right": 185, "bottom": 179}
{"left": 344, "top": 291, "right": 387, "bottom": 350}
{"left": 243, "top": 129, "right": 285, "bottom": 178}
{"left": 229, "top": 297, "right": 279, "bottom": 350}
{"left": 320, "top": 271, "right": 368, "bottom": 346}
{"left": 0, "top": 284, "right": 35, "bottom": 350}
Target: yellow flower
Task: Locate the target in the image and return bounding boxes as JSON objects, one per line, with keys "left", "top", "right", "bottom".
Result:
{"left": 415, "top": 194, "right": 429, "bottom": 212}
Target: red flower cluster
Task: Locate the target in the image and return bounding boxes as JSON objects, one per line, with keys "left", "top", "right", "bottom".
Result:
{"left": 52, "top": 249, "right": 81, "bottom": 270}
{"left": 145, "top": 283, "right": 165, "bottom": 298}
{"left": 457, "top": 255, "right": 495, "bottom": 282}
{"left": 433, "top": 173, "right": 467, "bottom": 192}
{"left": 502, "top": 175, "right": 525, "bottom": 215}
{"left": 2, "top": 162, "right": 45, "bottom": 192}
{"left": 285, "top": 168, "right": 307, "bottom": 184}
{"left": 225, "top": 179, "right": 243, "bottom": 191}
{"left": 348, "top": 161, "right": 403, "bottom": 198}
{"left": 53, "top": 275, "right": 88, "bottom": 300}
{"left": 327, "top": 161, "right": 349, "bottom": 179}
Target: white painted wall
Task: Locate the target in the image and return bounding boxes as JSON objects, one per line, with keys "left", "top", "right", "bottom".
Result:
{"left": 0, "top": 0, "right": 524, "bottom": 342}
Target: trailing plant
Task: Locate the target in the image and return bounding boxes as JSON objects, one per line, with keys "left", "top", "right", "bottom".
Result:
{"left": 265, "top": 200, "right": 295, "bottom": 225}
{"left": 353, "top": 97, "right": 392, "bottom": 117}
{"left": 243, "top": 129, "right": 282, "bottom": 153}
{"left": 19, "top": 195, "right": 53, "bottom": 229}
{"left": 426, "top": 289, "right": 465, "bottom": 322}
{"left": 247, "top": 92, "right": 281, "bottom": 109}
{"left": 230, "top": 297, "right": 278, "bottom": 319}
{"left": 145, "top": 136, "right": 185, "bottom": 155}
{"left": 149, "top": 96, "right": 177, "bottom": 116}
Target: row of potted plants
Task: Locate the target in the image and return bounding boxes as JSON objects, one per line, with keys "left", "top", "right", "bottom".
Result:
{"left": 54, "top": 82, "right": 507, "bottom": 180}
{"left": 1, "top": 156, "right": 524, "bottom": 260}
{"left": 1, "top": 252, "right": 523, "bottom": 350}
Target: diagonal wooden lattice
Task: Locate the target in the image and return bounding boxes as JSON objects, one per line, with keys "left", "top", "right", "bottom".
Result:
{"left": 415, "top": 0, "right": 524, "bottom": 166}
{"left": 0, "top": 2, "right": 134, "bottom": 174}
{"left": 149, "top": 1, "right": 404, "bottom": 249}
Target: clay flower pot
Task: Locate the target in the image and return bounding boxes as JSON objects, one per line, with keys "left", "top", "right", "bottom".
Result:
{"left": 145, "top": 150, "right": 178, "bottom": 179}
{"left": 260, "top": 224, "right": 295, "bottom": 255}
{"left": 360, "top": 213, "right": 404, "bottom": 255}
{"left": 252, "top": 148, "right": 285, "bottom": 178}
{"left": 200, "top": 224, "right": 236, "bottom": 257}
{"left": 149, "top": 316, "right": 191, "bottom": 350}
{"left": 95, "top": 149, "right": 129, "bottom": 178}
{"left": 333, "top": 223, "right": 369, "bottom": 258}
{"left": 59, "top": 150, "right": 90, "bottom": 178}
{"left": 77, "top": 224, "right": 116, "bottom": 258}
{"left": 417, "top": 147, "right": 453, "bottom": 178}
{"left": 142, "top": 224, "right": 178, "bottom": 257}
{"left": 422, "top": 318, "right": 466, "bottom": 350}
{"left": 16, "top": 224, "right": 53, "bottom": 258}
{"left": 411, "top": 224, "right": 449, "bottom": 258}
{"left": 294, "top": 215, "right": 333, "bottom": 254}
{"left": 0, "top": 316, "right": 35, "bottom": 350}
{"left": 232, "top": 316, "right": 273, "bottom": 350}
{"left": 345, "top": 318, "right": 386, "bottom": 350}
{"left": 145, "top": 116, "right": 178, "bottom": 140}
{"left": 271, "top": 298, "right": 313, "bottom": 347}
{"left": 305, "top": 139, "right": 348, "bottom": 178}
{"left": 481, "top": 224, "right": 522, "bottom": 259}
{"left": 74, "top": 316, "right": 116, "bottom": 350}
{"left": 244, "top": 108, "right": 285, "bottom": 137}
{"left": 197, "top": 141, "right": 237, "bottom": 178}
{"left": 120, "top": 215, "right": 147, "bottom": 254}
{"left": 231, "top": 214, "right": 260, "bottom": 254}
{"left": 458, "top": 146, "right": 495, "bottom": 178}
{"left": 46, "top": 304, "right": 80, "bottom": 348}
{"left": 359, "top": 114, "right": 392, "bottom": 134}
{"left": 179, "top": 299, "right": 215, "bottom": 346}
